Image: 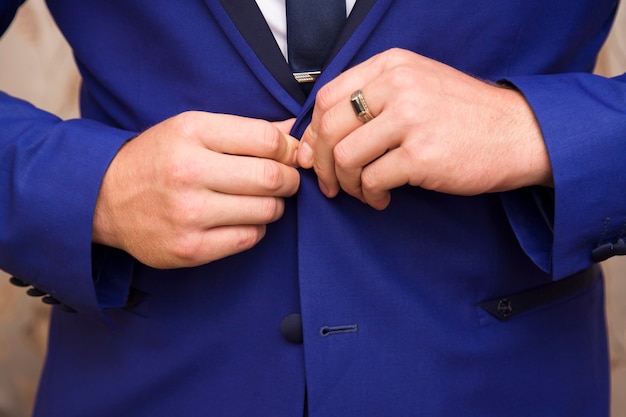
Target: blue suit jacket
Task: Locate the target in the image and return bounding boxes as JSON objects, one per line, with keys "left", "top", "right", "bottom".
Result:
{"left": 1, "top": 0, "right": 625, "bottom": 415}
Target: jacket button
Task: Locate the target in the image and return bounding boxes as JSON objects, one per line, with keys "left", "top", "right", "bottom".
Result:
{"left": 497, "top": 299, "right": 513, "bottom": 318}
{"left": 41, "top": 296, "right": 61, "bottom": 306}
{"left": 591, "top": 243, "right": 614, "bottom": 262}
{"left": 26, "top": 287, "right": 47, "bottom": 297}
{"left": 9, "top": 276, "right": 29, "bottom": 287}
{"left": 280, "top": 313, "right": 303, "bottom": 344}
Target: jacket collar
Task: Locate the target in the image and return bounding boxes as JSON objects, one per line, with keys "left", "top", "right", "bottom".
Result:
{"left": 204, "top": 0, "right": 393, "bottom": 115}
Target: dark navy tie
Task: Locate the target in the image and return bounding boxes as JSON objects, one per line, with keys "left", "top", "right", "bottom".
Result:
{"left": 286, "top": 0, "right": 346, "bottom": 85}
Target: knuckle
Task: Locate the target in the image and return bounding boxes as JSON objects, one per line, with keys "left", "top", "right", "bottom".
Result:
{"left": 315, "top": 84, "right": 335, "bottom": 113}
{"left": 175, "top": 110, "right": 195, "bottom": 123}
{"left": 259, "top": 197, "right": 283, "bottom": 222}
{"left": 386, "top": 47, "right": 406, "bottom": 60}
{"left": 387, "top": 65, "right": 413, "bottom": 91}
{"left": 312, "top": 158, "right": 330, "bottom": 178}
{"left": 261, "top": 161, "right": 284, "bottom": 192}
{"left": 332, "top": 143, "right": 352, "bottom": 169}
{"left": 317, "top": 110, "right": 339, "bottom": 141}
{"left": 172, "top": 111, "right": 198, "bottom": 135}
{"left": 360, "top": 166, "right": 379, "bottom": 191}
{"left": 165, "top": 199, "right": 200, "bottom": 236}
{"left": 402, "top": 138, "right": 430, "bottom": 167}
{"left": 381, "top": 48, "right": 410, "bottom": 67}
{"left": 166, "top": 157, "right": 202, "bottom": 188}
{"left": 287, "top": 170, "right": 301, "bottom": 195}
{"left": 260, "top": 123, "right": 283, "bottom": 155}
{"left": 278, "top": 169, "right": 300, "bottom": 196}
{"left": 169, "top": 234, "right": 202, "bottom": 264}
{"left": 235, "top": 226, "right": 264, "bottom": 251}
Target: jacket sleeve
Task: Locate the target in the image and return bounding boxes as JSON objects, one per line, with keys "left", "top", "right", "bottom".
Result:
{"left": 501, "top": 72, "right": 626, "bottom": 280}
{"left": 0, "top": 91, "right": 137, "bottom": 315}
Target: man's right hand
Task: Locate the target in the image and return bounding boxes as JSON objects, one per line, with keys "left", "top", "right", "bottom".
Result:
{"left": 92, "top": 111, "right": 300, "bottom": 269}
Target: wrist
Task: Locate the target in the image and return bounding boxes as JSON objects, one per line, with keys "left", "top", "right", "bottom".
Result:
{"left": 494, "top": 83, "right": 554, "bottom": 190}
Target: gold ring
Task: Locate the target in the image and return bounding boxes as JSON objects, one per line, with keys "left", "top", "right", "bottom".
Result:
{"left": 350, "top": 89, "right": 374, "bottom": 123}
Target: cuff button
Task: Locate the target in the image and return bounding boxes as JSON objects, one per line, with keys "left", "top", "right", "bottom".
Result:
{"left": 9, "top": 276, "right": 29, "bottom": 287}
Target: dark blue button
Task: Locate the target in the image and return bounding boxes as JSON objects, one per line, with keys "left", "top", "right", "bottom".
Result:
{"left": 26, "top": 287, "right": 47, "bottom": 297}
{"left": 497, "top": 299, "right": 513, "bottom": 318}
{"left": 41, "top": 296, "right": 60, "bottom": 305}
{"left": 591, "top": 242, "right": 614, "bottom": 262}
{"left": 614, "top": 239, "right": 626, "bottom": 255}
{"left": 280, "top": 313, "right": 303, "bottom": 344}
{"left": 9, "top": 276, "right": 29, "bottom": 287}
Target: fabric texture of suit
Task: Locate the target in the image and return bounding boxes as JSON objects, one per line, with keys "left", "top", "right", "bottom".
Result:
{"left": 0, "top": 0, "right": 625, "bottom": 415}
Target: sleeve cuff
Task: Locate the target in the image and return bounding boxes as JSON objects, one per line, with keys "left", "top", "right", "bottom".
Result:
{"left": 502, "top": 72, "right": 626, "bottom": 279}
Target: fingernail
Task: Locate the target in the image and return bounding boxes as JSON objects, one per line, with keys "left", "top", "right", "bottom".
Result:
{"left": 298, "top": 142, "right": 313, "bottom": 167}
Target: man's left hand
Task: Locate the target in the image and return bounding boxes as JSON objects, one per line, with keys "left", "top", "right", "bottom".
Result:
{"left": 298, "top": 48, "right": 552, "bottom": 210}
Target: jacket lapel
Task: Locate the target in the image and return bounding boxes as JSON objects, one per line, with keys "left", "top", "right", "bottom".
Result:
{"left": 217, "top": 0, "right": 307, "bottom": 104}
{"left": 203, "top": 0, "right": 393, "bottom": 115}
{"left": 203, "top": 0, "right": 302, "bottom": 113}
{"left": 325, "top": 0, "right": 380, "bottom": 69}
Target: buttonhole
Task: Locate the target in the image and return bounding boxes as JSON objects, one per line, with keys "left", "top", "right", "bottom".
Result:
{"left": 320, "top": 324, "right": 358, "bottom": 337}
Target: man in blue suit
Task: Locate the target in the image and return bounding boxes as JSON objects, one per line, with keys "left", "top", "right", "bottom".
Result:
{"left": 1, "top": 0, "right": 624, "bottom": 415}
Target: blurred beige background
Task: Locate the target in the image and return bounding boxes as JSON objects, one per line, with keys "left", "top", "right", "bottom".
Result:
{"left": 0, "top": 0, "right": 624, "bottom": 416}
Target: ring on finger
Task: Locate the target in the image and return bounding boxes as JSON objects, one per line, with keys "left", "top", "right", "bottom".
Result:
{"left": 350, "top": 89, "right": 375, "bottom": 123}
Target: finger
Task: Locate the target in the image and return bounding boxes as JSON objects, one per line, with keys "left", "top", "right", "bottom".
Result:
{"left": 200, "top": 151, "right": 300, "bottom": 197}
{"left": 298, "top": 56, "right": 396, "bottom": 196}
{"left": 332, "top": 125, "right": 387, "bottom": 203}
{"left": 298, "top": 61, "right": 385, "bottom": 169}
{"left": 312, "top": 85, "right": 386, "bottom": 197}
{"left": 181, "top": 112, "right": 300, "bottom": 167}
{"left": 197, "top": 192, "right": 287, "bottom": 229}
{"left": 332, "top": 93, "right": 397, "bottom": 201}
{"left": 298, "top": 90, "right": 364, "bottom": 169}
{"left": 195, "top": 224, "right": 267, "bottom": 264}
{"left": 298, "top": 87, "right": 383, "bottom": 197}
{"left": 147, "top": 224, "right": 267, "bottom": 268}
{"left": 272, "top": 118, "right": 300, "bottom": 168}
{"left": 297, "top": 114, "right": 344, "bottom": 197}
{"left": 328, "top": 94, "right": 413, "bottom": 209}
{"left": 359, "top": 146, "right": 413, "bottom": 210}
